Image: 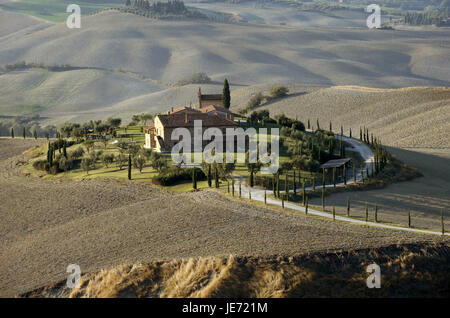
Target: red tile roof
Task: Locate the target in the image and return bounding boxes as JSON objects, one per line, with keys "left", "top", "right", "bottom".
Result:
{"left": 157, "top": 112, "right": 237, "bottom": 128}
{"left": 200, "top": 105, "right": 232, "bottom": 114}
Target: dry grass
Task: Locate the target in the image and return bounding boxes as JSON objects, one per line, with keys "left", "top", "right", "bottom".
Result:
{"left": 23, "top": 242, "right": 450, "bottom": 298}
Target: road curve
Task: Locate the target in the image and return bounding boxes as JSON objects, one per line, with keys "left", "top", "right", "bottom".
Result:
{"left": 232, "top": 135, "right": 449, "bottom": 237}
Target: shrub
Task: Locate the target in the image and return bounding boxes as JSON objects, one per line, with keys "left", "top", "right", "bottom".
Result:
{"left": 101, "top": 153, "right": 115, "bottom": 168}
{"left": 33, "top": 159, "right": 49, "bottom": 171}
{"left": 71, "top": 147, "right": 85, "bottom": 159}
{"left": 152, "top": 167, "right": 206, "bottom": 186}
{"left": 269, "top": 86, "right": 289, "bottom": 99}
{"left": 177, "top": 72, "right": 212, "bottom": 86}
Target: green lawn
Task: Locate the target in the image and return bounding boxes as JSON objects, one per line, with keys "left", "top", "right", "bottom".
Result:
{"left": 0, "top": 0, "right": 124, "bottom": 23}
{"left": 27, "top": 124, "right": 347, "bottom": 192}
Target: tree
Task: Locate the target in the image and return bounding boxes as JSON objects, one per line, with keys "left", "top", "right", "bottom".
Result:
{"left": 207, "top": 164, "right": 212, "bottom": 187}
{"left": 128, "top": 155, "right": 132, "bottom": 180}
{"left": 10, "top": 128, "right": 14, "bottom": 139}
{"left": 102, "top": 154, "right": 115, "bottom": 168}
{"left": 63, "top": 141, "right": 67, "bottom": 159}
{"left": 117, "top": 153, "right": 127, "bottom": 170}
{"left": 134, "top": 155, "right": 145, "bottom": 173}
{"left": 22, "top": 126, "right": 26, "bottom": 139}
{"left": 33, "top": 128, "right": 37, "bottom": 139}
{"left": 270, "top": 86, "right": 288, "bottom": 98}
{"left": 81, "top": 158, "right": 93, "bottom": 175}
{"left": 222, "top": 79, "right": 230, "bottom": 109}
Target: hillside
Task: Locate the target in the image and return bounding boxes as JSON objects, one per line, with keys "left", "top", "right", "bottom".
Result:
{"left": 22, "top": 243, "right": 450, "bottom": 298}
{"left": 239, "top": 86, "right": 450, "bottom": 149}
{"left": 0, "top": 10, "right": 449, "bottom": 87}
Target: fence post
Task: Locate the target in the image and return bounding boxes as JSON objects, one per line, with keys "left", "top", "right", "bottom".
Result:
{"left": 408, "top": 209, "right": 411, "bottom": 228}
{"left": 305, "top": 195, "right": 308, "bottom": 215}
{"left": 322, "top": 187, "right": 325, "bottom": 211}
{"left": 365, "top": 202, "right": 368, "bottom": 222}
{"left": 347, "top": 197, "right": 350, "bottom": 217}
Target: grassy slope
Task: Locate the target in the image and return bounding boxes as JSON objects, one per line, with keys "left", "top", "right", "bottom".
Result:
{"left": 235, "top": 86, "right": 450, "bottom": 149}
{"left": 22, "top": 242, "right": 450, "bottom": 297}
{"left": 0, "top": 0, "right": 124, "bottom": 23}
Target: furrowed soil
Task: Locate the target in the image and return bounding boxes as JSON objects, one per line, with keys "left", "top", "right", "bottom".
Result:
{"left": 1, "top": 138, "right": 448, "bottom": 297}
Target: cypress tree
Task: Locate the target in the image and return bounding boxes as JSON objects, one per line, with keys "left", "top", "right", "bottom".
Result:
{"left": 192, "top": 169, "right": 197, "bottom": 189}
{"left": 276, "top": 172, "right": 280, "bottom": 198}
{"left": 316, "top": 119, "right": 320, "bottom": 130}
{"left": 365, "top": 202, "right": 368, "bottom": 222}
{"left": 23, "top": 126, "right": 26, "bottom": 139}
{"left": 222, "top": 79, "right": 231, "bottom": 109}
{"left": 360, "top": 127, "right": 362, "bottom": 141}
{"left": 285, "top": 173, "right": 289, "bottom": 197}
{"left": 361, "top": 166, "right": 364, "bottom": 183}
{"left": 343, "top": 164, "right": 347, "bottom": 185}
{"left": 10, "top": 128, "right": 14, "bottom": 138}
{"left": 264, "top": 189, "right": 267, "bottom": 205}
{"left": 250, "top": 168, "right": 254, "bottom": 187}
{"left": 349, "top": 128, "right": 352, "bottom": 139}
{"left": 408, "top": 209, "right": 411, "bottom": 228}
{"left": 332, "top": 167, "right": 336, "bottom": 188}
{"left": 329, "top": 121, "right": 332, "bottom": 132}
{"left": 33, "top": 129, "right": 37, "bottom": 140}
{"left": 232, "top": 178, "right": 235, "bottom": 196}
{"left": 272, "top": 175, "right": 276, "bottom": 197}
{"left": 302, "top": 179, "right": 305, "bottom": 206}
{"left": 307, "top": 119, "right": 310, "bottom": 130}
{"left": 305, "top": 195, "right": 308, "bottom": 214}
{"left": 347, "top": 197, "right": 350, "bottom": 217}
{"left": 214, "top": 166, "right": 219, "bottom": 188}
{"left": 207, "top": 165, "right": 212, "bottom": 187}
{"left": 322, "top": 187, "right": 325, "bottom": 211}
{"left": 239, "top": 182, "right": 242, "bottom": 198}
{"left": 128, "top": 155, "right": 132, "bottom": 180}
{"left": 333, "top": 206, "right": 336, "bottom": 221}
{"left": 293, "top": 170, "right": 296, "bottom": 195}
{"left": 63, "top": 140, "right": 67, "bottom": 159}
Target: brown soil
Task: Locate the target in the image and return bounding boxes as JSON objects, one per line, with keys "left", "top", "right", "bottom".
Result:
{"left": 0, "top": 138, "right": 447, "bottom": 297}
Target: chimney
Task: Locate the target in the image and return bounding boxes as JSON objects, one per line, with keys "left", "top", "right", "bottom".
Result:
{"left": 185, "top": 113, "right": 188, "bottom": 124}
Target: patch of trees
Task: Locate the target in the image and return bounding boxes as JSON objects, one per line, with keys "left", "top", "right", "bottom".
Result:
{"left": 0, "top": 115, "right": 56, "bottom": 138}
{"left": 176, "top": 72, "right": 212, "bottom": 86}
{"left": 129, "top": 113, "right": 153, "bottom": 126}
{"left": 404, "top": 10, "right": 449, "bottom": 26}
{"left": 239, "top": 86, "right": 290, "bottom": 114}
{"left": 152, "top": 166, "right": 206, "bottom": 186}
{"left": 121, "top": 0, "right": 206, "bottom": 19}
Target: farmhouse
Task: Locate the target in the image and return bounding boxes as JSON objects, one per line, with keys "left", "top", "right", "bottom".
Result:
{"left": 144, "top": 88, "right": 236, "bottom": 152}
